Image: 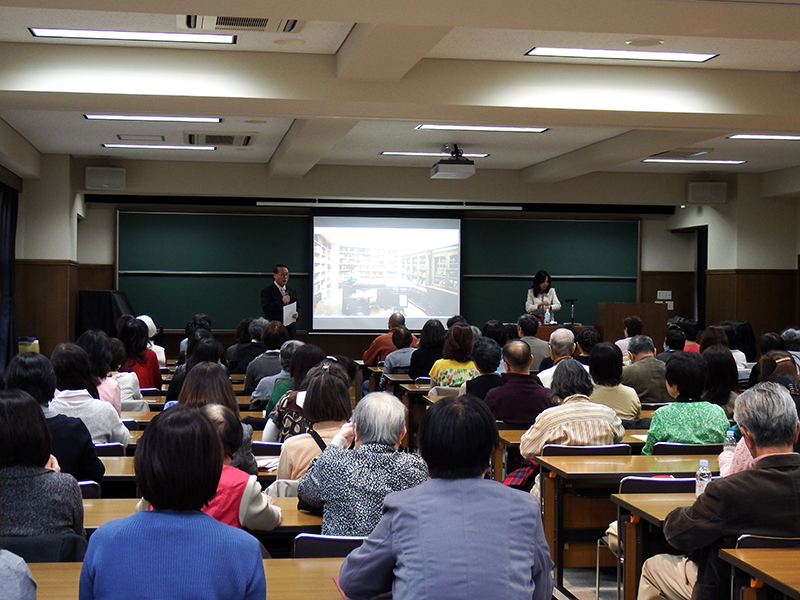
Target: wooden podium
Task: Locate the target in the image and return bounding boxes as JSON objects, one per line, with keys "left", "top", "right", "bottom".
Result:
{"left": 594, "top": 303, "right": 668, "bottom": 344}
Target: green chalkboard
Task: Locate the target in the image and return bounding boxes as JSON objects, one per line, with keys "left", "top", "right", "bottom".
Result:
{"left": 460, "top": 218, "right": 639, "bottom": 325}
{"left": 117, "top": 212, "right": 310, "bottom": 330}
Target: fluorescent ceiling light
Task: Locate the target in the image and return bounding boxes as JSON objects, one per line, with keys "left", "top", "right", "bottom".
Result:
{"left": 415, "top": 124, "right": 547, "bottom": 133}
{"left": 103, "top": 144, "right": 216, "bottom": 150}
{"left": 381, "top": 151, "right": 489, "bottom": 158}
{"left": 729, "top": 134, "right": 800, "bottom": 141}
{"left": 86, "top": 114, "right": 222, "bottom": 123}
{"left": 29, "top": 28, "right": 235, "bottom": 44}
{"left": 642, "top": 158, "right": 745, "bottom": 165}
{"left": 526, "top": 46, "right": 717, "bottom": 63}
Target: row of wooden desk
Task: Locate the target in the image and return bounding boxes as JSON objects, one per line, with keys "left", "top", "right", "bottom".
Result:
{"left": 29, "top": 557, "right": 345, "bottom": 600}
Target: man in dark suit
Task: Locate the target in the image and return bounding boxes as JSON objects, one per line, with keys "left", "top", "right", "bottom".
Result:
{"left": 261, "top": 264, "right": 299, "bottom": 338}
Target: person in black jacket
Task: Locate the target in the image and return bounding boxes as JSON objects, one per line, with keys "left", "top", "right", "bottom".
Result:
{"left": 260, "top": 264, "right": 299, "bottom": 338}
{"left": 3, "top": 352, "right": 104, "bottom": 482}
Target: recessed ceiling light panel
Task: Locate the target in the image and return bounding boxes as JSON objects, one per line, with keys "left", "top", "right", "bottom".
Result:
{"left": 729, "top": 134, "right": 800, "bottom": 141}
{"left": 642, "top": 158, "right": 745, "bottom": 165}
{"left": 30, "top": 28, "right": 236, "bottom": 44}
{"left": 86, "top": 114, "right": 222, "bottom": 123}
{"left": 382, "top": 151, "right": 489, "bottom": 158}
{"left": 103, "top": 144, "right": 216, "bottom": 150}
{"left": 415, "top": 124, "right": 547, "bottom": 133}
{"left": 526, "top": 46, "right": 717, "bottom": 63}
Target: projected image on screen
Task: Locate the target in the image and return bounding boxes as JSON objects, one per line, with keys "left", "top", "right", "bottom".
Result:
{"left": 312, "top": 217, "right": 460, "bottom": 331}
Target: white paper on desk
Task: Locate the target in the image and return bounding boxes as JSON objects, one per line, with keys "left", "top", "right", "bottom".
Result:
{"left": 257, "top": 457, "right": 280, "bottom": 471}
{"left": 632, "top": 434, "right": 649, "bottom": 441}
{"left": 283, "top": 302, "right": 297, "bottom": 326}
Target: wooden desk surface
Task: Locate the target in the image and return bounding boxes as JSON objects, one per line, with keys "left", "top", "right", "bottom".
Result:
{"left": 83, "top": 497, "right": 322, "bottom": 532}
{"left": 536, "top": 454, "right": 719, "bottom": 480}
{"left": 100, "top": 456, "right": 135, "bottom": 478}
{"left": 398, "top": 383, "right": 432, "bottom": 394}
{"left": 499, "top": 429, "right": 525, "bottom": 445}
{"left": 611, "top": 493, "right": 695, "bottom": 526}
{"left": 122, "top": 410, "right": 263, "bottom": 422}
{"left": 719, "top": 548, "right": 800, "bottom": 600}
{"left": 28, "top": 557, "right": 345, "bottom": 600}
{"left": 383, "top": 373, "right": 411, "bottom": 382}
{"left": 641, "top": 409, "right": 655, "bottom": 419}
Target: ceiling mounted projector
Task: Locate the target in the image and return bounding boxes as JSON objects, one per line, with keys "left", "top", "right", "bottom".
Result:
{"left": 430, "top": 144, "right": 476, "bottom": 179}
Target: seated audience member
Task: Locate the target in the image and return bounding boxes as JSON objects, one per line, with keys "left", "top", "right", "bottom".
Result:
{"left": 3, "top": 353, "right": 104, "bottom": 482}
{"left": 379, "top": 326, "right": 416, "bottom": 389}
{"left": 676, "top": 318, "right": 701, "bottom": 353}
{"left": 250, "top": 339, "right": 303, "bottom": 411}
{"left": 362, "top": 313, "right": 418, "bottom": 367}
{"left": 119, "top": 317, "right": 163, "bottom": 389}
{"left": 298, "top": 392, "right": 428, "bottom": 536}
{"left": 484, "top": 340, "right": 552, "bottom": 427}
{"left": 76, "top": 329, "right": 122, "bottom": 415}
{"left": 702, "top": 345, "right": 739, "bottom": 418}
{"left": 50, "top": 343, "right": 130, "bottom": 447}
{"left": 0, "top": 547, "right": 36, "bottom": 599}
{"left": 517, "top": 314, "right": 550, "bottom": 372}
{"left": 781, "top": 327, "right": 800, "bottom": 374}
{"left": 722, "top": 320, "right": 756, "bottom": 363}
{"left": 700, "top": 324, "right": 746, "bottom": 368}
{"left": 639, "top": 382, "right": 800, "bottom": 600}
{"left": 277, "top": 364, "right": 353, "bottom": 480}
{"left": 178, "top": 362, "right": 256, "bottom": 475}
{"left": 615, "top": 315, "right": 643, "bottom": 358}
{"left": 229, "top": 317, "right": 267, "bottom": 375}
{"left": 137, "top": 314, "right": 166, "bottom": 367}
{"left": 620, "top": 335, "right": 673, "bottom": 405}
{"left": 588, "top": 342, "right": 641, "bottom": 420}
{"left": 536, "top": 328, "right": 584, "bottom": 388}
{"left": 200, "top": 404, "right": 281, "bottom": 531}
{"left": 574, "top": 326, "right": 601, "bottom": 366}
{"left": 227, "top": 318, "right": 253, "bottom": 363}
{"left": 446, "top": 315, "right": 467, "bottom": 328}
{"left": 407, "top": 319, "right": 445, "bottom": 380}
{"left": 521, "top": 359, "right": 623, "bottom": 459}
{"left": 504, "top": 322, "right": 520, "bottom": 342}
{"left": 656, "top": 327, "right": 686, "bottom": 363}
{"left": 429, "top": 323, "right": 480, "bottom": 387}
{"left": 0, "top": 390, "right": 83, "bottom": 537}
{"left": 80, "top": 406, "right": 265, "bottom": 600}
{"left": 166, "top": 335, "right": 224, "bottom": 401}
{"left": 481, "top": 320, "right": 508, "bottom": 374}
{"left": 748, "top": 332, "right": 786, "bottom": 387}
{"left": 107, "top": 338, "right": 147, "bottom": 412}
{"left": 458, "top": 336, "right": 503, "bottom": 400}
{"left": 263, "top": 344, "right": 327, "bottom": 442}
{"left": 244, "top": 320, "right": 289, "bottom": 395}
{"left": 641, "top": 352, "right": 729, "bottom": 455}
{"left": 177, "top": 313, "right": 212, "bottom": 365}
{"left": 338, "top": 395, "right": 553, "bottom": 600}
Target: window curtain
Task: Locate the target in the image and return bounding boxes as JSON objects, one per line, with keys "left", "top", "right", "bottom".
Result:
{"left": 0, "top": 184, "right": 18, "bottom": 375}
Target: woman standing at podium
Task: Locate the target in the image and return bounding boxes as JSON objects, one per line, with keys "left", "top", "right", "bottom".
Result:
{"left": 525, "top": 270, "right": 561, "bottom": 323}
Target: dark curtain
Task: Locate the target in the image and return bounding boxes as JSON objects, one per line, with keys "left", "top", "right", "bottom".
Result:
{"left": 0, "top": 184, "right": 18, "bottom": 376}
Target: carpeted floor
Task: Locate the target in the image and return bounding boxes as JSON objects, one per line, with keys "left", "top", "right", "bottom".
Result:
{"left": 557, "top": 566, "right": 619, "bottom": 600}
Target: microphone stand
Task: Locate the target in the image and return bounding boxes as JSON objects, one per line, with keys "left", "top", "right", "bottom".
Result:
{"left": 564, "top": 298, "right": 577, "bottom": 325}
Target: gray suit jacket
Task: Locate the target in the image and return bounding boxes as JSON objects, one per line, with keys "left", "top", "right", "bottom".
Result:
{"left": 339, "top": 477, "right": 554, "bottom": 600}
{"left": 621, "top": 356, "right": 673, "bottom": 404}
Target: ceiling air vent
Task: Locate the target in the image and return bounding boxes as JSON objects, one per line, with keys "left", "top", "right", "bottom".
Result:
{"left": 179, "top": 16, "right": 305, "bottom": 33}
{"left": 185, "top": 132, "right": 255, "bottom": 147}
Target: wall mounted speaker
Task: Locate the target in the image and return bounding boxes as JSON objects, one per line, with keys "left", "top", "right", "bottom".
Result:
{"left": 85, "top": 167, "right": 126, "bottom": 191}
{"left": 687, "top": 181, "right": 727, "bottom": 204}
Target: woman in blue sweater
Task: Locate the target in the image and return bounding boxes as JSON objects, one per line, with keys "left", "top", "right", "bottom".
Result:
{"left": 79, "top": 406, "right": 266, "bottom": 600}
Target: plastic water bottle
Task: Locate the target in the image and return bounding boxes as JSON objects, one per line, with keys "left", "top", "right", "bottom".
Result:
{"left": 696, "top": 459, "right": 712, "bottom": 497}
{"left": 543, "top": 308, "right": 552, "bottom": 325}
{"left": 723, "top": 429, "right": 737, "bottom": 453}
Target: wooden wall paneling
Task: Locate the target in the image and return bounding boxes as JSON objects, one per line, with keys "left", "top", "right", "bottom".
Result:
{"left": 639, "top": 271, "right": 695, "bottom": 319}
{"left": 77, "top": 264, "right": 114, "bottom": 291}
{"left": 594, "top": 302, "right": 668, "bottom": 343}
{"left": 734, "top": 270, "right": 796, "bottom": 337}
{"left": 15, "top": 260, "right": 78, "bottom": 355}
{"left": 705, "top": 270, "right": 737, "bottom": 328}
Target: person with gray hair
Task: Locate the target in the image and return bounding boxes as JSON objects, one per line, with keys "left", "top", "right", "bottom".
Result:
{"left": 249, "top": 339, "right": 303, "bottom": 411}
{"left": 297, "top": 392, "right": 428, "bottom": 536}
{"left": 228, "top": 317, "right": 268, "bottom": 374}
{"left": 781, "top": 327, "right": 800, "bottom": 373}
{"left": 537, "top": 328, "right": 587, "bottom": 388}
{"left": 638, "top": 381, "right": 800, "bottom": 600}
{"left": 620, "top": 334, "right": 672, "bottom": 404}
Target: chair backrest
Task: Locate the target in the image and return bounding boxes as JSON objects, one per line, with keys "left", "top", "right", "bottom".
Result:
{"left": 414, "top": 376, "right": 432, "bottom": 386}
{"left": 541, "top": 443, "right": 632, "bottom": 456}
{"left": 121, "top": 418, "right": 138, "bottom": 431}
{"left": 652, "top": 442, "right": 723, "bottom": 455}
{"left": 78, "top": 480, "right": 102, "bottom": 499}
{"left": 251, "top": 441, "right": 283, "bottom": 456}
{"left": 94, "top": 442, "right": 125, "bottom": 456}
{"left": 0, "top": 533, "right": 87, "bottom": 562}
{"left": 618, "top": 476, "right": 696, "bottom": 494}
{"left": 429, "top": 386, "right": 460, "bottom": 397}
{"left": 292, "top": 533, "right": 366, "bottom": 558}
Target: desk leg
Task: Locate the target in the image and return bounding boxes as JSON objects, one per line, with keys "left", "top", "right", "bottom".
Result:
{"left": 541, "top": 469, "right": 564, "bottom": 588}
{"left": 400, "top": 392, "right": 410, "bottom": 448}
{"left": 492, "top": 442, "right": 506, "bottom": 482}
{"left": 622, "top": 511, "right": 643, "bottom": 600}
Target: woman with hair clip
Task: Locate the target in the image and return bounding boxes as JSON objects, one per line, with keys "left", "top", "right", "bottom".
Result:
{"left": 50, "top": 343, "right": 130, "bottom": 447}
{"left": 276, "top": 363, "right": 353, "bottom": 480}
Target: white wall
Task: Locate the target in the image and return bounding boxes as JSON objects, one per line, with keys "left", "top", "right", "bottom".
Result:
{"left": 77, "top": 204, "right": 116, "bottom": 265}
{"left": 666, "top": 199, "right": 739, "bottom": 270}
{"left": 640, "top": 216, "right": 695, "bottom": 271}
